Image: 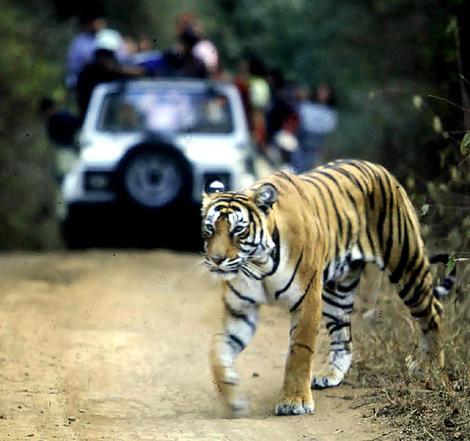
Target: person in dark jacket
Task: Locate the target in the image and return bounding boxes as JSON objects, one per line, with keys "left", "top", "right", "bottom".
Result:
{"left": 161, "top": 28, "right": 208, "bottom": 79}
{"left": 39, "top": 98, "right": 80, "bottom": 146}
{"left": 76, "top": 48, "right": 144, "bottom": 122}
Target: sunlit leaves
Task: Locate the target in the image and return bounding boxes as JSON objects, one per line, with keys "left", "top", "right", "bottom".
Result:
{"left": 432, "top": 116, "right": 443, "bottom": 134}
{"left": 412, "top": 95, "right": 423, "bottom": 110}
{"left": 460, "top": 132, "right": 470, "bottom": 156}
{"left": 445, "top": 254, "right": 456, "bottom": 276}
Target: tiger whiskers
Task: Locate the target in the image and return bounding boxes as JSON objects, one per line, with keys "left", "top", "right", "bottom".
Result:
{"left": 241, "top": 260, "right": 267, "bottom": 279}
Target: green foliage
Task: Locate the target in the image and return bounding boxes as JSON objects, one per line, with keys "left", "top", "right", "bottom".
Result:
{"left": 101, "top": 0, "right": 198, "bottom": 47}
{"left": 460, "top": 132, "right": 470, "bottom": 155}
{"left": 0, "top": 0, "right": 69, "bottom": 249}
{"left": 446, "top": 254, "right": 456, "bottom": 276}
{"left": 420, "top": 203, "right": 430, "bottom": 217}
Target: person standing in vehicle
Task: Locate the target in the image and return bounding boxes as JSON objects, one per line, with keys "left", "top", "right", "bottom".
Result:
{"left": 76, "top": 29, "right": 145, "bottom": 122}
{"left": 291, "top": 84, "right": 337, "bottom": 173}
{"left": 65, "top": 11, "right": 106, "bottom": 90}
{"left": 175, "top": 13, "right": 219, "bottom": 78}
{"left": 161, "top": 27, "right": 208, "bottom": 79}
{"left": 247, "top": 57, "right": 271, "bottom": 154}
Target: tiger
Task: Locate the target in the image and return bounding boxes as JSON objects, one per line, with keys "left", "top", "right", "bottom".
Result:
{"left": 201, "top": 159, "right": 456, "bottom": 416}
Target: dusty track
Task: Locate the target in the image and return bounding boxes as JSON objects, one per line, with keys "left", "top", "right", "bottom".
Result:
{"left": 0, "top": 251, "right": 389, "bottom": 440}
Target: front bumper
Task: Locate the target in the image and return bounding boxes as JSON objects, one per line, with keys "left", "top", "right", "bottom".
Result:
{"left": 62, "top": 165, "right": 256, "bottom": 206}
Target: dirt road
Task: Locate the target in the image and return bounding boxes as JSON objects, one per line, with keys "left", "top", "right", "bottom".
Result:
{"left": 0, "top": 251, "right": 388, "bottom": 440}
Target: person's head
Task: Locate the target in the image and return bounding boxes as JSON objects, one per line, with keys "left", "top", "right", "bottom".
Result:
{"left": 295, "top": 84, "right": 310, "bottom": 101}
{"left": 176, "top": 12, "right": 198, "bottom": 36}
{"left": 178, "top": 27, "right": 200, "bottom": 53}
{"left": 138, "top": 35, "right": 153, "bottom": 52}
{"left": 123, "top": 36, "right": 138, "bottom": 56}
{"left": 79, "top": 12, "right": 106, "bottom": 35}
{"left": 314, "top": 84, "right": 336, "bottom": 106}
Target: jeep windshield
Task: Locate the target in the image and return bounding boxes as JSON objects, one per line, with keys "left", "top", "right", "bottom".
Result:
{"left": 97, "top": 86, "right": 233, "bottom": 134}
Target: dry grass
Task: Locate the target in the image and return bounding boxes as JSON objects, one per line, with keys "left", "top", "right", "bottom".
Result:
{"left": 349, "top": 265, "right": 470, "bottom": 441}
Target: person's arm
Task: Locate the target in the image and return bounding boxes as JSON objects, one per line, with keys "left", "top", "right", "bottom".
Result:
{"left": 118, "top": 64, "right": 146, "bottom": 77}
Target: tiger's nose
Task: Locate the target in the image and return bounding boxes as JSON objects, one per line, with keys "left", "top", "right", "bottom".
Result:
{"left": 210, "top": 254, "right": 225, "bottom": 265}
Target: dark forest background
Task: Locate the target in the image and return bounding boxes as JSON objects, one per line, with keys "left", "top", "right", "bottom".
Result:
{"left": 0, "top": 0, "right": 469, "bottom": 249}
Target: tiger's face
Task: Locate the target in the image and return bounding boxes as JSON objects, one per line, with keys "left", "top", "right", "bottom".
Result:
{"left": 201, "top": 182, "right": 278, "bottom": 280}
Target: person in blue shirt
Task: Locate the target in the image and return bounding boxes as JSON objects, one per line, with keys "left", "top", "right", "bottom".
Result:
{"left": 291, "top": 84, "right": 338, "bottom": 173}
{"left": 65, "top": 12, "right": 106, "bottom": 89}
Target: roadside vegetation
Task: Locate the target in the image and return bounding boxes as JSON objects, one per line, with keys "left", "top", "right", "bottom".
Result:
{"left": 350, "top": 260, "right": 469, "bottom": 440}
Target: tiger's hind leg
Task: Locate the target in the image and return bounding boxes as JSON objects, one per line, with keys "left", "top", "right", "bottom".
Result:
{"left": 312, "top": 271, "right": 361, "bottom": 389}
{"left": 390, "top": 254, "right": 445, "bottom": 372}
{"left": 402, "top": 280, "right": 445, "bottom": 372}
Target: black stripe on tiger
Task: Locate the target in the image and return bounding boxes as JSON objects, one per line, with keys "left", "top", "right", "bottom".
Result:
{"left": 223, "top": 299, "right": 257, "bottom": 333}
{"left": 337, "top": 278, "right": 360, "bottom": 292}
{"left": 227, "top": 282, "right": 256, "bottom": 304}
{"left": 429, "top": 253, "right": 457, "bottom": 299}
{"left": 308, "top": 175, "right": 344, "bottom": 243}
{"left": 324, "top": 285, "right": 351, "bottom": 299}
{"left": 341, "top": 160, "right": 375, "bottom": 209}
{"left": 290, "top": 270, "right": 316, "bottom": 312}
{"left": 316, "top": 169, "right": 353, "bottom": 250}
{"left": 276, "top": 171, "right": 310, "bottom": 203}
{"left": 403, "top": 271, "right": 430, "bottom": 307}
{"left": 322, "top": 293, "right": 354, "bottom": 311}
{"left": 275, "top": 249, "right": 304, "bottom": 299}
{"left": 389, "top": 222, "right": 410, "bottom": 283}
{"left": 265, "top": 225, "right": 281, "bottom": 277}
{"left": 327, "top": 322, "right": 351, "bottom": 335}
{"left": 381, "top": 172, "right": 396, "bottom": 267}
{"left": 227, "top": 334, "right": 246, "bottom": 352}
{"left": 398, "top": 255, "right": 426, "bottom": 300}
{"left": 410, "top": 295, "right": 433, "bottom": 318}
{"left": 325, "top": 163, "right": 369, "bottom": 198}
{"left": 291, "top": 343, "right": 314, "bottom": 354}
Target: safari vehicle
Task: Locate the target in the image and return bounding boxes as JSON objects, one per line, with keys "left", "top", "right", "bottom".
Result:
{"left": 61, "top": 79, "right": 257, "bottom": 247}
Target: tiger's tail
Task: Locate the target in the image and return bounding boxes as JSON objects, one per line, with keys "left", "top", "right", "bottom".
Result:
{"left": 430, "top": 254, "right": 457, "bottom": 300}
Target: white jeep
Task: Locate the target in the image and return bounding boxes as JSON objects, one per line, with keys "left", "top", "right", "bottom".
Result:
{"left": 61, "top": 78, "right": 258, "bottom": 247}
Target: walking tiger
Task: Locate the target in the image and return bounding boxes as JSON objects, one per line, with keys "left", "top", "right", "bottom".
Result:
{"left": 201, "top": 159, "right": 456, "bottom": 416}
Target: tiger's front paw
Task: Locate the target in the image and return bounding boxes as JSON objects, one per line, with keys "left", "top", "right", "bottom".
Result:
{"left": 275, "top": 392, "right": 314, "bottom": 416}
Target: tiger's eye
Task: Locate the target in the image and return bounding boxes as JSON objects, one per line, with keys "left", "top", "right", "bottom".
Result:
{"left": 232, "top": 225, "right": 245, "bottom": 234}
{"left": 203, "top": 224, "right": 215, "bottom": 237}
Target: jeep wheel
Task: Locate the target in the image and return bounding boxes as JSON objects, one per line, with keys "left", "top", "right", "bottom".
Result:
{"left": 117, "top": 143, "right": 191, "bottom": 210}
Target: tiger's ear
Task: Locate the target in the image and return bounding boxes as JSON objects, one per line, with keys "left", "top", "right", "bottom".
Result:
{"left": 254, "top": 183, "right": 278, "bottom": 213}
